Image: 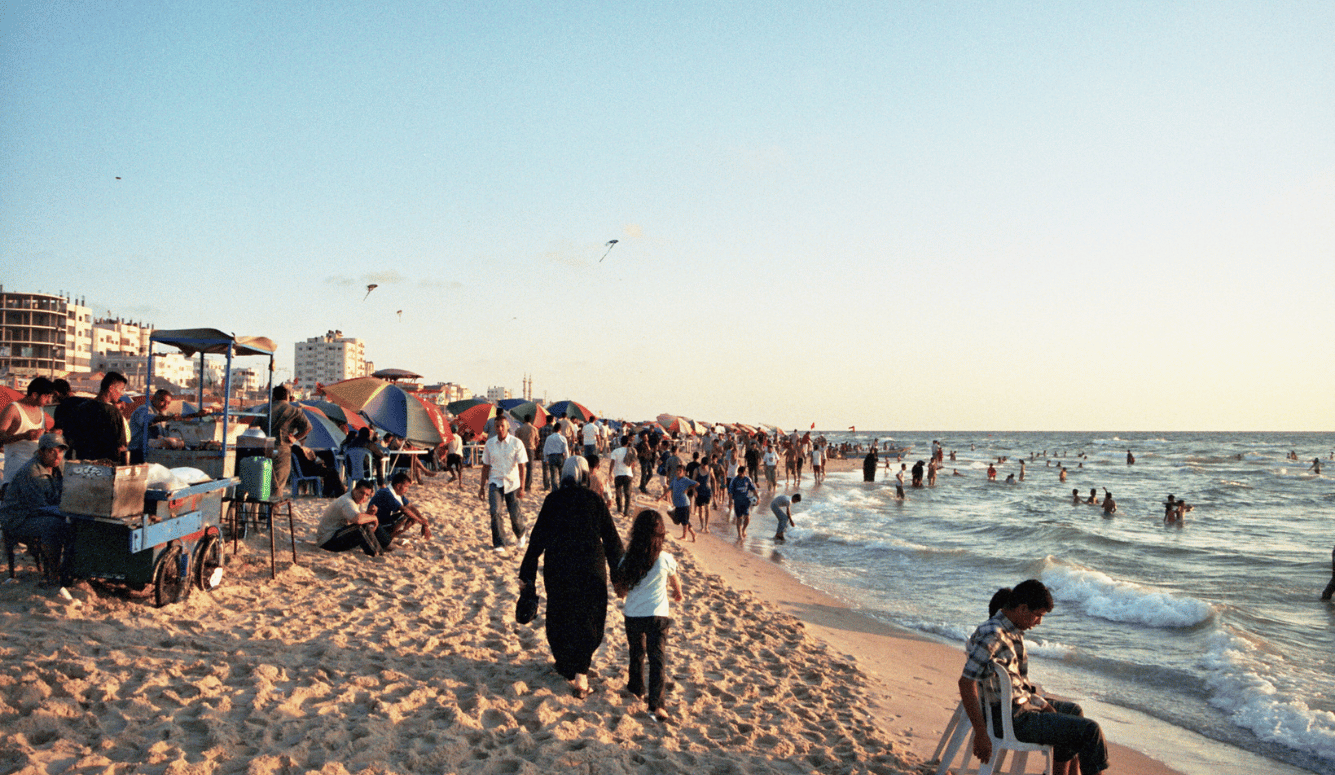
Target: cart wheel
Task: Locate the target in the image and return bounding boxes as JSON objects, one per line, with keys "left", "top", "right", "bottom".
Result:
{"left": 193, "top": 532, "right": 223, "bottom": 592}
{"left": 153, "top": 545, "right": 190, "bottom": 607}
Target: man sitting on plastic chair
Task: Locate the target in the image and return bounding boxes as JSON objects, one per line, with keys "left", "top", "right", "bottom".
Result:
{"left": 958, "top": 580, "right": 1109, "bottom": 775}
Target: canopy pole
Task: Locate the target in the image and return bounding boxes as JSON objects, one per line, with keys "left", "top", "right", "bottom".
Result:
{"left": 221, "top": 344, "right": 233, "bottom": 460}
{"left": 266, "top": 354, "right": 275, "bottom": 437}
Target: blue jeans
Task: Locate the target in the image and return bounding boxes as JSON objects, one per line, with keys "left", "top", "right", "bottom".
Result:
{"left": 545, "top": 454, "right": 564, "bottom": 491}
{"left": 488, "top": 484, "right": 524, "bottom": 547}
{"left": 771, "top": 503, "right": 791, "bottom": 537}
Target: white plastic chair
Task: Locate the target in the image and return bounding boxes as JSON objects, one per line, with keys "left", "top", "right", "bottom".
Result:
{"left": 931, "top": 662, "right": 1052, "bottom": 775}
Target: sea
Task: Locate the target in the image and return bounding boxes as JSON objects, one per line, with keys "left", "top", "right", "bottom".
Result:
{"left": 742, "top": 431, "right": 1334, "bottom": 775}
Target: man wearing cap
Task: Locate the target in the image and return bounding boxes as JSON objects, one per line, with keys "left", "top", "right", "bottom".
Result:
{"left": 479, "top": 413, "right": 528, "bottom": 554}
{"left": 1, "top": 433, "right": 73, "bottom": 585}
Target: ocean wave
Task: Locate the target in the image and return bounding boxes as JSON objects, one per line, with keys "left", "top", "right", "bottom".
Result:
{"left": 908, "top": 620, "right": 973, "bottom": 642}
{"left": 1201, "top": 631, "right": 1335, "bottom": 763}
{"left": 1039, "top": 563, "right": 1216, "bottom": 629}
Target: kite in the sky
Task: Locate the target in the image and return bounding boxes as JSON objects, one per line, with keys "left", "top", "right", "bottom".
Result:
{"left": 363, "top": 284, "right": 378, "bottom": 301}
{"left": 598, "top": 239, "right": 619, "bottom": 263}
{"left": 396, "top": 310, "right": 403, "bottom": 322}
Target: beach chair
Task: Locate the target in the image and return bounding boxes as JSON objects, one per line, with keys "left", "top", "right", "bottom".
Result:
{"left": 290, "top": 452, "right": 323, "bottom": 498}
{"left": 344, "top": 447, "right": 372, "bottom": 489}
{"left": 3, "top": 528, "right": 44, "bottom": 580}
{"left": 932, "top": 662, "right": 1052, "bottom": 775}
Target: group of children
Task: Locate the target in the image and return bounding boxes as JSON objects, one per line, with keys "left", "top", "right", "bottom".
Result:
{"left": 663, "top": 459, "right": 783, "bottom": 542}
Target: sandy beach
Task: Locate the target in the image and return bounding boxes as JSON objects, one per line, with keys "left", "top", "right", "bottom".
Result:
{"left": 0, "top": 460, "right": 1182, "bottom": 775}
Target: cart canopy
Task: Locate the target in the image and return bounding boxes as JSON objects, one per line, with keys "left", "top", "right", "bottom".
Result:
{"left": 150, "top": 328, "right": 276, "bottom": 357}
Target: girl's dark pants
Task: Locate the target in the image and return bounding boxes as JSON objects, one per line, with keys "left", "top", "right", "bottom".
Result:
{"left": 625, "top": 616, "right": 671, "bottom": 710}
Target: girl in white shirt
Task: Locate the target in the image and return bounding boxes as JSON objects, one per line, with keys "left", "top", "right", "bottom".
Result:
{"left": 613, "top": 510, "right": 683, "bottom": 722}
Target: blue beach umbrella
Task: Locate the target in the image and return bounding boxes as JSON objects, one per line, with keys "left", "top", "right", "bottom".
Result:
{"left": 298, "top": 405, "right": 347, "bottom": 450}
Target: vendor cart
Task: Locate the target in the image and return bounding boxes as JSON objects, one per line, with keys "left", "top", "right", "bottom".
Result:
{"left": 56, "top": 328, "right": 286, "bottom": 605}
{"left": 62, "top": 476, "right": 237, "bottom": 606}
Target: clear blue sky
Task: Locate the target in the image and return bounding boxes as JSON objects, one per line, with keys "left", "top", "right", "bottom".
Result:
{"left": 4, "top": 1, "right": 1332, "bottom": 430}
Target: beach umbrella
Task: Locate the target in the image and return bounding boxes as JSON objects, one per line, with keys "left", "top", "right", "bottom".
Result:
{"left": 548, "top": 400, "right": 594, "bottom": 421}
{"left": 455, "top": 403, "right": 514, "bottom": 437}
{"left": 414, "top": 395, "right": 453, "bottom": 443}
{"left": 298, "top": 405, "right": 347, "bottom": 450}
{"left": 298, "top": 399, "right": 367, "bottom": 430}
{"left": 321, "top": 376, "right": 392, "bottom": 414}
{"left": 499, "top": 399, "right": 548, "bottom": 428}
{"left": 361, "top": 384, "right": 450, "bottom": 445}
{"left": 0, "top": 386, "right": 22, "bottom": 410}
{"left": 657, "top": 414, "right": 697, "bottom": 435}
{"left": 446, "top": 397, "right": 492, "bottom": 416}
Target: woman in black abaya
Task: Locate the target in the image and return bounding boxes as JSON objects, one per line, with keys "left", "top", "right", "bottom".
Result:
{"left": 519, "top": 456, "right": 625, "bottom": 697}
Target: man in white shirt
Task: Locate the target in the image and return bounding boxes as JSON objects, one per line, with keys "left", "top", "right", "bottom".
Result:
{"left": 479, "top": 414, "right": 528, "bottom": 554}
{"left": 610, "top": 435, "right": 638, "bottom": 516}
{"left": 581, "top": 418, "right": 600, "bottom": 457}
{"left": 542, "top": 425, "right": 569, "bottom": 492}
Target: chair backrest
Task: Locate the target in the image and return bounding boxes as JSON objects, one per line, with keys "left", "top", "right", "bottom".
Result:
{"left": 291, "top": 450, "right": 307, "bottom": 478}
{"left": 346, "top": 447, "right": 371, "bottom": 480}
{"left": 983, "top": 661, "right": 1047, "bottom": 750}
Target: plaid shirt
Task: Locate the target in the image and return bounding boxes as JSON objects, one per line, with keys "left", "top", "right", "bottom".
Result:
{"left": 961, "top": 611, "right": 1041, "bottom": 712}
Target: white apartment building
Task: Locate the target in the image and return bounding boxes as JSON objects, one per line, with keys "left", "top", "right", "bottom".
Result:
{"left": 94, "top": 351, "right": 195, "bottom": 391}
{"left": 66, "top": 300, "right": 94, "bottom": 372}
{"left": 93, "top": 317, "right": 151, "bottom": 357}
{"left": 294, "top": 330, "right": 372, "bottom": 388}
{"left": 486, "top": 385, "right": 512, "bottom": 402}
{"left": 425, "top": 382, "right": 473, "bottom": 405}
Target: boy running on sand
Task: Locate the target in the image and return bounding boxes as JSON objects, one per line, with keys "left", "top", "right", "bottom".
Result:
{"left": 728, "top": 465, "right": 759, "bottom": 539}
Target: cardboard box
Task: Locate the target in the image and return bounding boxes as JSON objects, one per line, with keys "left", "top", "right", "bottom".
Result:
{"left": 61, "top": 463, "right": 150, "bottom": 518}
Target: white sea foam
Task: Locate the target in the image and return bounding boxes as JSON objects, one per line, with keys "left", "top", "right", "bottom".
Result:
{"left": 1026, "top": 637, "right": 1075, "bottom": 659}
{"left": 1040, "top": 564, "right": 1215, "bottom": 629}
{"left": 1201, "top": 631, "right": 1335, "bottom": 763}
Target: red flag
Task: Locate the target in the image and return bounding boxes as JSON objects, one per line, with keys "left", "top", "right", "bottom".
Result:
{"left": 810, "top": 422, "right": 816, "bottom": 429}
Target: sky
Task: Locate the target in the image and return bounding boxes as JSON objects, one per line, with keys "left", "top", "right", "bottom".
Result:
{"left": 3, "top": 1, "right": 1332, "bottom": 431}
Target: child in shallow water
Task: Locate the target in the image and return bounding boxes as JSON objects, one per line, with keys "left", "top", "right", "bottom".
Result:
{"left": 613, "top": 510, "right": 683, "bottom": 723}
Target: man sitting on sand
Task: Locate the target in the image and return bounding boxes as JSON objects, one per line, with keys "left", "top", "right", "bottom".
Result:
{"left": 315, "top": 479, "right": 390, "bottom": 557}
{"left": 369, "top": 472, "right": 433, "bottom": 543}
{"left": 959, "top": 580, "right": 1110, "bottom": 775}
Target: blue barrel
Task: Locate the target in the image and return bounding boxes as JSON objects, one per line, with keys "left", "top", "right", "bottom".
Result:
{"left": 238, "top": 456, "right": 272, "bottom": 501}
